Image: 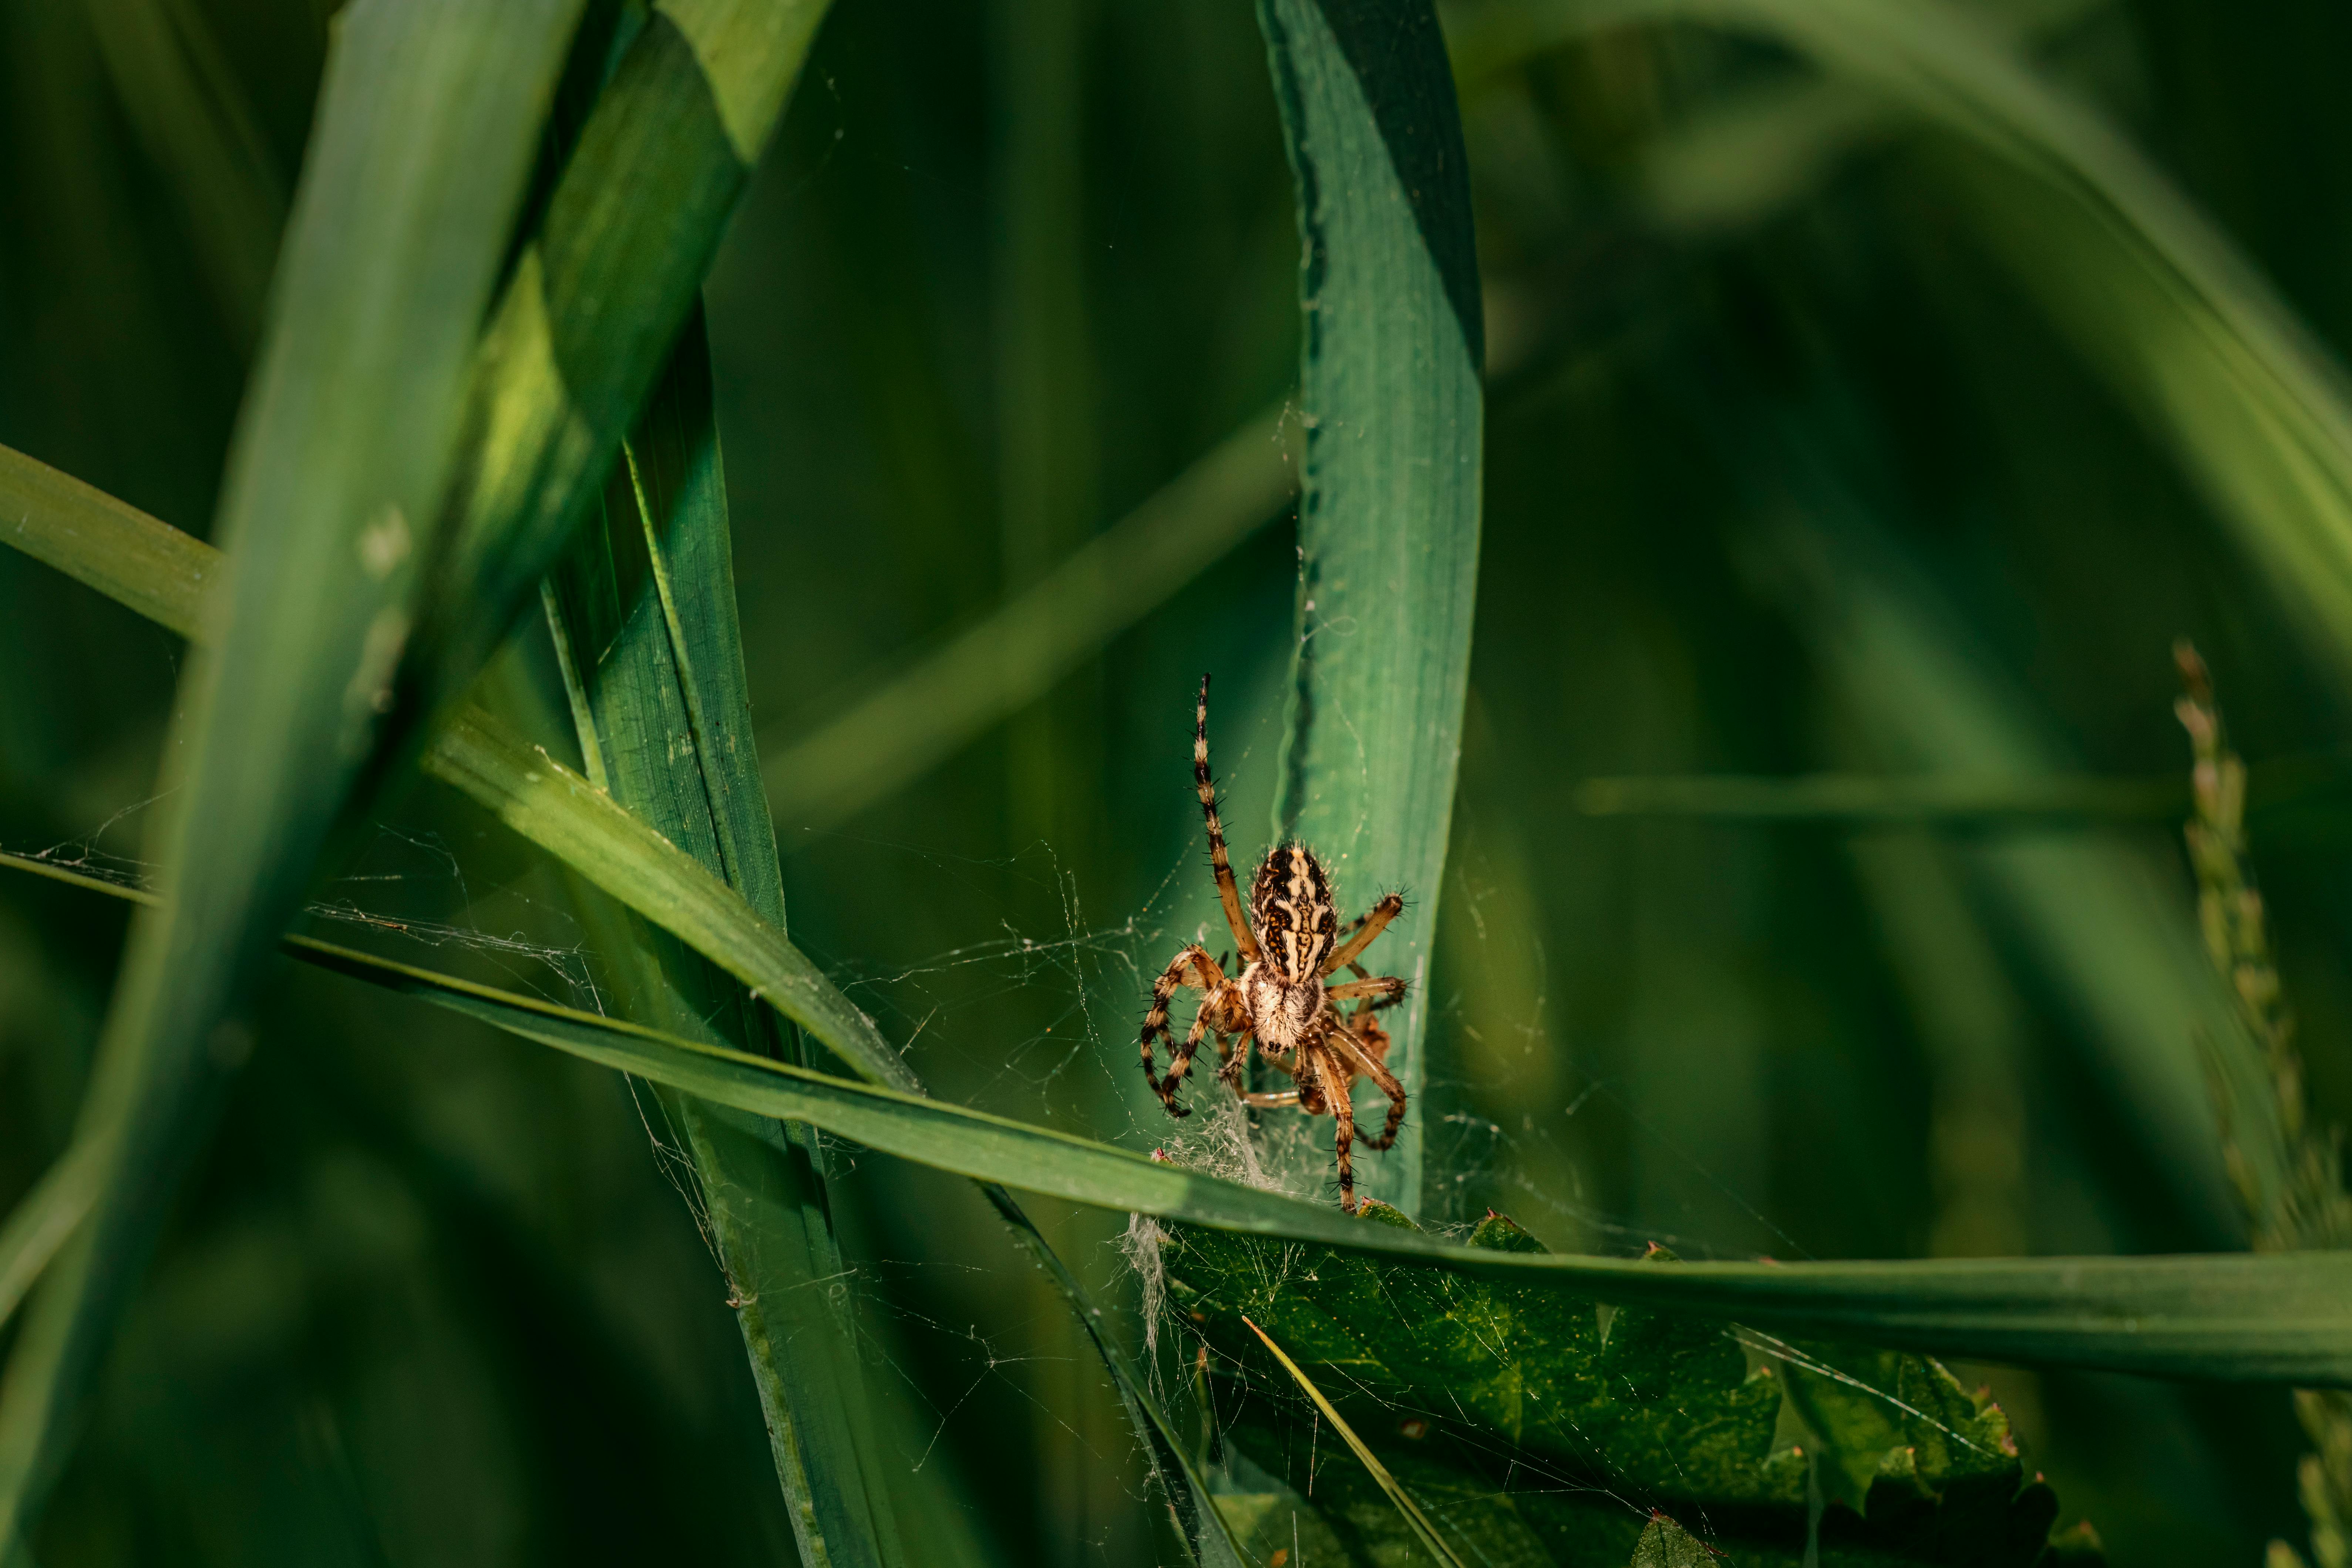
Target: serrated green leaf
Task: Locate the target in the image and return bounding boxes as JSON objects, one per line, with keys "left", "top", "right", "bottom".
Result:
{"left": 1256, "top": 0, "right": 1485, "bottom": 1213}
{"left": 1167, "top": 1212, "right": 2080, "bottom": 1568}
{"left": 0, "top": 0, "right": 586, "bottom": 1540}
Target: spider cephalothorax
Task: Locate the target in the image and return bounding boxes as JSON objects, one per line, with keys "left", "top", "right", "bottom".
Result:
{"left": 1137, "top": 674, "right": 1409, "bottom": 1212}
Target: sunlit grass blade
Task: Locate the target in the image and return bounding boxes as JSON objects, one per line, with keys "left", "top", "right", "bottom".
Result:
{"left": 11, "top": 851, "right": 2352, "bottom": 1390}
{"left": 1449, "top": 0, "right": 2352, "bottom": 694}
{"left": 1575, "top": 771, "right": 2187, "bottom": 822}
{"left": 0, "top": 0, "right": 585, "bottom": 1541}
{"left": 1257, "top": 0, "right": 1485, "bottom": 1213}
{"left": 403, "top": 0, "right": 839, "bottom": 755}
{"left": 1239, "top": 1315, "right": 1470, "bottom": 1568}
{"left": 763, "top": 399, "right": 1299, "bottom": 828}
{"left": 0, "top": 443, "right": 213, "bottom": 640}
{"left": 542, "top": 311, "right": 905, "bottom": 1567}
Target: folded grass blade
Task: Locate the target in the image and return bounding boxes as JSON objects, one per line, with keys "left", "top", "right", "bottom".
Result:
{"left": 0, "top": 0, "right": 585, "bottom": 1539}
{"left": 1240, "top": 1315, "right": 1470, "bottom": 1568}
{"left": 1258, "top": 0, "right": 1484, "bottom": 1214}
{"left": 542, "top": 312, "right": 905, "bottom": 1567}
{"left": 0, "top": 1145, "right": 101, "bottom": 1338}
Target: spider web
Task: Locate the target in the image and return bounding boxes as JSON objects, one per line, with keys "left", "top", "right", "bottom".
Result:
{"left": 0, "top": 713, "right": 1986, "bottom": 1555}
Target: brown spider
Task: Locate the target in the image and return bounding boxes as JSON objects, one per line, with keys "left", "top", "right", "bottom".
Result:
{"left": 1138, "top": 673, "right": 1409, "bottom": 1212}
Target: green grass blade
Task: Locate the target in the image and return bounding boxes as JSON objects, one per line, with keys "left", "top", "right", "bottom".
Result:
{"left": 543, "top": 313, "right": 905, "bottom": 1568}
{"left": 422, "top": 705, "right": 918, "bottom": 1092}
{"left": 1240, "top": 1315, "right": 1470, "bottom": 1568}
{"left": 0, "top": 0, "right": 584, "bottom": 1541}
{"left": 1257, "top": 0, "right": 1485, "bottom": 1214}
{"left": 1452, "top": 0, "right": 2352, "bottom": 693}
{"left": 0, "top": 1146, "right": 101, "bottom": 1338}
{"left": 0, "top": 443, "right": 213, "bottom": 640}
{"left": 763, "top": 400, "right": 1299, "bottom": 829}
{"left": 9, "top": 851, "right": 2352, "bottom": 1390}
{"left": 407, "top": 0, "right": 837, "bottom": 744}
{"left": 256, "top": 929, "right": 2352, "bottom": 1388}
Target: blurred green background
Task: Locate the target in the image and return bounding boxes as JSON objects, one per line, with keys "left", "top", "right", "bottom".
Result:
{"left": 3, "top": 0, "right": 2348, "bottom": 1561}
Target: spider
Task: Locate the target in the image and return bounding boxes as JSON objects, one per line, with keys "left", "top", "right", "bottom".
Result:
{"left": 1137, "top": 673, "right": 1409, "bottom": 1212}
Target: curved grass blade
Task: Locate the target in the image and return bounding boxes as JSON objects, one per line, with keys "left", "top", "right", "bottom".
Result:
{"left": 1449, "top": 0, "right": 2352, "bottom": 693}
{"left": 0, "top": 0, "right": 586, "bottom": 1541}
{"left": 0, "top": 1145, "right": 102, "bottom": 1338}
{"left": 542, "top": 312, "right": 905, "bottom": 1568}
{"left": 9, "top": 850, "right": 2352, "bottom": 1389}
{"left": 273, "top": 930, "right": 2352, "bottom": 1387}
{"left": 1257, "top": 0, "right": 1484, "bottom": 1215}
{"left": 762, "top": 400, "right": 1300, "bottom": 829}
{"left": 1240, "top": 1315, "right": 1470, "bottom": 1568}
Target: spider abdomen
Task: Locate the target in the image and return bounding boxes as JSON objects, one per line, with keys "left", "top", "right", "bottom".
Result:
{"left": 1240, "top": 962, "right": 1326, "bottom": 1052}
{"left": 1248, "top": 843, "right": 1339, "bottom": 983}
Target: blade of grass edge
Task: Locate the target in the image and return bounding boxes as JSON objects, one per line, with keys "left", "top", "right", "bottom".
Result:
{"left": 0, "top": 0, "right": 585, "bottom": 1542}
{"left": 1258, "top": 0, "right": 1485, "bottom": 1215}
{"left": 1240, "top": 1315, "right": 1469, "bottom": 1568}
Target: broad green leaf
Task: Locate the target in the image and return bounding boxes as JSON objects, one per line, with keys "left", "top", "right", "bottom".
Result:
{"left": 1167, "top": 1212, "right": 2076, "bottom": 1568}
{"left": 541, "top": 312, "right": 905, "bottom": 1568}
{"left": 1257, "top": 0, "right": 1485, "bottom": 1214}
{"left": 1448, "top": 0, "right": 2352, "bottom": 695}
{"left": 7, "top": 853, "right": 2352, "bottom": 1390}
{"left": 0, "top": 0, "right": 585, "bottom": 1541}
{"left": 762, "top": 400, "right": 1300, "bottom": 829}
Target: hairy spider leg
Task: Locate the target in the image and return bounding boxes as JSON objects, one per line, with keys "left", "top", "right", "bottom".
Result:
{"left": 1329, "top": 1051, "right": 1363, "bottom": 1211}
{"left": 1320, "top": 891, "right": 1403, "bottom": 977}
{"left": 1324, "top": 975, "right": 1407, "bottom": 1006}
{"left": 1328, "top": 1023, "right": 1408, "bottom": 1152}
{"left": 1138, "top": 943, "right": 1227, "bottom": 1115}
{"left": 1195, "top": 673, "right": 1263, "bottom": 965}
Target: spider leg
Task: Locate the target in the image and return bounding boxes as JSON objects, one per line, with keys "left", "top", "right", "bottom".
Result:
{"left": 1330, "top": 1027, "right": 1407, "bottom": 1152}
{"left": 1324, "top": 975, "right": 1406, "bottom": 1007}
{"left": 1319, "top": 892, "right": 1403, "bottom": 978}
{"left": 1237, "top": 1088, "right": 1299, "bottom": 1109}
{"left": 1329, "top": 1051, "right": 1361, "bottom": 1212}
{"left": 1194, "top": 674, "right": 1263, "bottom": 965}
{"left": 1137, "top": 944, "right": 1222, "bottom": 1116}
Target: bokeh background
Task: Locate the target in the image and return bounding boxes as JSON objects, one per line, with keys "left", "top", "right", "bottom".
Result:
{"left": 3, "top": 0, "right": 2348, "bottom": 1562}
